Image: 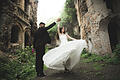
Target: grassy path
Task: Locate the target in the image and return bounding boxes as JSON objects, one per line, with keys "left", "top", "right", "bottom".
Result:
{"left": 34, "top": 58, "right": 120, "bottom": 80}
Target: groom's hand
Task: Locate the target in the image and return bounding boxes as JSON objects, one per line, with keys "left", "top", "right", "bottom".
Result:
{"left": 56, "top": 18, "right": 61, "bottom": 22}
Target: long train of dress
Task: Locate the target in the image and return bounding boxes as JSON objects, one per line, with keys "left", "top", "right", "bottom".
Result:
{"left": 43, "top": 39, "right": 87, "bottom": 70}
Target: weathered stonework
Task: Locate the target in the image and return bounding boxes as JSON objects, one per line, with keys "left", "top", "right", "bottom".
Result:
{"left": 75, "top": 0, "right": 120, "bottom": 54}
{"left": 0, "top": 0, "right": 38, "bottom": 52}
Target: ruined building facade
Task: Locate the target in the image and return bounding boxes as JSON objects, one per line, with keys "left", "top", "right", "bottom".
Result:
{"left": 0, "top": 0, "right": 38, "bottom": 52}
{"left": 75, "top": 0, "right": 120, "bottom": 54}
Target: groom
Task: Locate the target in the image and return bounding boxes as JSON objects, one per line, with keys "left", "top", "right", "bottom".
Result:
{"left": 33, "top": 18, "right": 61, "bottom": 77}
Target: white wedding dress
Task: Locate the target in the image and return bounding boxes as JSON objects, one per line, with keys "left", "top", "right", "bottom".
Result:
{"left": 43, "top": 34, "right": 87, "bottom": 70}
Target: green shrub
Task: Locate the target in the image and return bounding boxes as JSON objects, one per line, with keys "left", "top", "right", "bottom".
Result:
{"left": 81, "top": 44, "right": 120, "bottom": 64}
{"left": 113, "top": 43, "right": 120, "bottom": 59}
{"left": 0, "top": 46, "right": 36, "bottom": 80}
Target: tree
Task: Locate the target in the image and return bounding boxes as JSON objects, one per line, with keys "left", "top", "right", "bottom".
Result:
{"left": 60, "top": 0, "right": 79, "bottom": 36}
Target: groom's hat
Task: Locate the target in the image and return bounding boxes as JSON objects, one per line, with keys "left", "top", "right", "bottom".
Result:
{"left": 40, "top": 22, "right": 45, "bottom": 25}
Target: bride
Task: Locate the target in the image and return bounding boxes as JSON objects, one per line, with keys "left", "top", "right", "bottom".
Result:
{"left": 43, "top": 24, "right": 87, "bottom": 72}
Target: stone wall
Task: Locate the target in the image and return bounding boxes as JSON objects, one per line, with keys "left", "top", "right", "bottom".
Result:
{"left": 0, "top": 0, "right": 38, "bottom": 52}
{"left": 74, "top": 0, "right": 120, "bottom": 54}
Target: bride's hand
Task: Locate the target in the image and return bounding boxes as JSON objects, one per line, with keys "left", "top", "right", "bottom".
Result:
{"left": 56, "top": 18, "right": 61, "bottom": 22}
{"left": 73, "top": 39, "right": 77, "bottom": 41}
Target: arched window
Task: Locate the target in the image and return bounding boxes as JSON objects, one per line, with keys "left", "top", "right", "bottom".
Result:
{"left": 105, "top": 0, "right": 120, "bottom": 13}
{"left": 10, "top": 26, "right": 20, "bottom": 43}
{"left": 24, "top": 0, "right": 29, "bottom": 12}
{"left": 108, "top": 16, "right": 120, "bottom": 50}
{"left": 24, "top": 31, "right": 30, "bottom": 47}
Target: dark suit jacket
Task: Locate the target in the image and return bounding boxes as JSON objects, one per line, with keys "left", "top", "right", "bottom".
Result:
{"left": 33, "top": 22, "right": 56, "bottom": 49}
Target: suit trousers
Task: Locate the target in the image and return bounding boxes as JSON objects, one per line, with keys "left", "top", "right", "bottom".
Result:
{"left": 35, "top": 45, "right": 45, "bottom": 75}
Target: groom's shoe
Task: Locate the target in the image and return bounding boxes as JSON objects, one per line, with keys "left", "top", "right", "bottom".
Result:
{"left": 37, "top": 73, "right": 46, "bottom": 77}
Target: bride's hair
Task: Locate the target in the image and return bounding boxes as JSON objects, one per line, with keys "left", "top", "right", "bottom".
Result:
{"left": 56, "top": 33, "right": 59, "bottom": 40}
{"left": 56, "top": 27, "right": 66, "bottom": 40}
{"left": 59, "top": 27, "right": 66, "bottom": 34}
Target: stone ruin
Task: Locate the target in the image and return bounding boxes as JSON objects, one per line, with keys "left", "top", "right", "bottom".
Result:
{"left": 0, "top": 0, "right": 38, "bottom": 52}
{"left": 75, "top": 0, "right": 120, "bottom": 54}
{"left": 1, "top": 0, "right": 120, "bottom": 55}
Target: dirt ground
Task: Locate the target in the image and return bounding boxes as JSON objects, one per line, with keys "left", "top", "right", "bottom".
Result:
{"left": 34, "top": 58, "right": 120, "bottom": 80}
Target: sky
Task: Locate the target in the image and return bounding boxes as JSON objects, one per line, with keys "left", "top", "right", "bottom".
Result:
{"left": 37, "top": 0, "right": 66, "bottom": 25}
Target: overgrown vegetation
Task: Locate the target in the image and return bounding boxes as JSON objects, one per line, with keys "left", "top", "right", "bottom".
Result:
{"left": 81, "top": 43, "right": 120, "bottom": 65}
{"left": 0, "top": 46, "right": 36, "bottom": 80}
{"left": 48, "top": 24, "right": 58, "bottom": 41}
{"left": 0, "top": 43, "right": 119, "bottom": 80}
{"left": 60, "top": 0, "right": 78, "bottom": 36}
{"left": 47, "top": 0, "right": 79, "bottom": 40}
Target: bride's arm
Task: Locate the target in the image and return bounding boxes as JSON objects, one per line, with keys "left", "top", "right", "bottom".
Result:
{"left": 66, "top": 33, "right": 76, "bottom": 40}
{"left": 57, "top": 24, "right": 60, "bottom": 34}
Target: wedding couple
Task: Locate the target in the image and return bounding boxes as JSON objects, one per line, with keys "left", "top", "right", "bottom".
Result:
{"left": 33, "top": 18, "right": 87, "bottom": 78}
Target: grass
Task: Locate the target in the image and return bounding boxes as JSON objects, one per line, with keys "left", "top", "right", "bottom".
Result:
{"left": 93, "top": 63, "right": 103, "bottom": 71}
{"left": 81, "top": 49, "right": 120, "bottom": 65}
{"left": 80, "top": 43, "right": 120, "bottom": 77}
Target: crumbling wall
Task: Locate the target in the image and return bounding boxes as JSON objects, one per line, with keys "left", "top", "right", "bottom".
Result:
{"left": 0, "top": 0, "right": 38, "bottom": 52}
{"left": 75, "top": 0, "right": 112, "bottom": 54}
